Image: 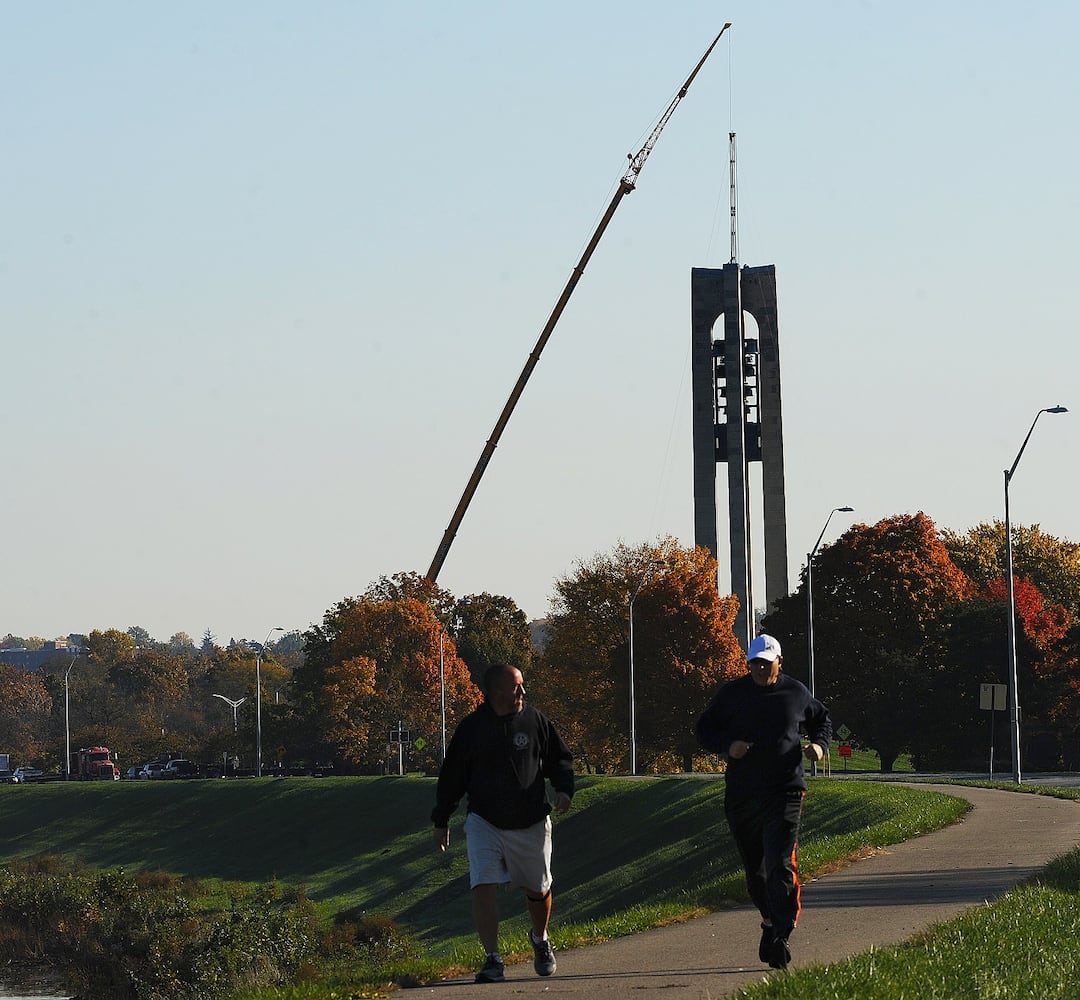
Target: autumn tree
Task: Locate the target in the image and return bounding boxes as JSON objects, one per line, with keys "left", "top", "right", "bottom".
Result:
{"left": 0, "top": 665, "right": 53, "bottom": 763}
{"left": 296, "top": 594, "right": 480, "bottom": 772}
{"left": 763, "top": 512, "right": 973, "bottom": 772}
{"left": 538, "top": 538, "right": 744, "bottom": 773}
{"left": 943, "top": 521, "right": 1080, "bottom": 620}
{"left": 363, "top": 571, "right": 457, "bottom": 624}
{"left": 939, "top": 521, "right": 1079, "bottom": 769}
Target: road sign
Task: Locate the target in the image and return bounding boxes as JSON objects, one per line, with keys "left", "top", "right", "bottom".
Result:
{"left": 389, "top": 729, "right": 411, "bottom": 743}
{"left": 980, "top": 683, "right": 1007, "bottom": 712}
{"left": 838, "top": 744, "right": 852, "bottom": 758}
{"left": 414, "top": 737, "right": 426, "bottom": 751}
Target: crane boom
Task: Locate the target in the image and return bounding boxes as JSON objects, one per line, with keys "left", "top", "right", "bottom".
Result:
{"left": 426, "top": 24, "right": 731, "bottom": 585}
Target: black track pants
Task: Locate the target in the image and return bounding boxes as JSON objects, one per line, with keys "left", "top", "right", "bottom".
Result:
{"left": 724, "top": 789, "right": 804, "bottom": 937}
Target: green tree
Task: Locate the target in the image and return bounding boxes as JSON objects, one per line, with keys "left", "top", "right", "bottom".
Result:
{"left": 126, "top": 625, "right": 157, "bottom": 650}
{"left": 453, "top": 592, "right": 532, "bottom": 687}
{"left": 763, "top": 512, "right": 972, "bottom": 772}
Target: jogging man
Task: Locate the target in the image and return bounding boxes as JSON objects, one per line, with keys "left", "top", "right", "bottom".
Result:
{"left": 432, "top": 663, "right": 574, "bottom": 983}
{"left": 695, "top": 634, "right": 832, "bottom": 970}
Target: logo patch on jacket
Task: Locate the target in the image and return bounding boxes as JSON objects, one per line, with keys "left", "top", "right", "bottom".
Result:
{"left": 513, "top": 732, "right": 530, "bottom": 750}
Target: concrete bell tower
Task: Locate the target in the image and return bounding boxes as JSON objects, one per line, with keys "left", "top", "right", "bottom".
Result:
{"left": 690, "top": 136, "right": 788, "bottom": 650}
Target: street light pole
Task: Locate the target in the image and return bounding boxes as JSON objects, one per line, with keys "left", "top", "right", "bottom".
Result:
{"left": 806, "top": 506, "right": 853, "bottom": 778}
{"left": 807, "top": 507, "right": 855, "bottom": 701}
{"left": 64, "top": 653, "right": 78, "bottom": 780}
{"left": 628, "top": 559, "right": 662, "bottom": 776}
{"left": 212, "top": 693, "right": 247, "bottom": 732}
{"left": 213, "top": 693, "right": 246, "bottom": 776}
{"left": 1004, "top": 405, "right": 1067, "bottom": 785}
{"left": 255, "top": 627, "right": 285, "bottom": 777}
{"left": 439, "top": 627, "right": 447, "bottom": 762}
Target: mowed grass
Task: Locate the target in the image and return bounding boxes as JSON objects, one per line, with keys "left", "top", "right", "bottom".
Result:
{"left": 0, "top": 774, "right": 965, "bottom": 974}
{"left": 733, "top": 846, "right": 1080, "bottom": 1000}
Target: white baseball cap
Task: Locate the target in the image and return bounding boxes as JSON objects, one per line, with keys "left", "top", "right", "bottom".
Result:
{"left": 748, "top": 634, "right": 782, "bottom": 662}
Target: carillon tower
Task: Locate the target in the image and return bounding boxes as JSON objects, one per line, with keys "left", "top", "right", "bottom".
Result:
{"left": 691, "top": 135, "right": 788, "bottom": 650}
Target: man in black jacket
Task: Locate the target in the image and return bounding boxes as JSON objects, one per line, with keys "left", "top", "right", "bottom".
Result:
{"left": 696, "top": 634, "right": 831, "bottom": 971}
{"left": 432, "top": 663, "right": 574, "bottom": 984}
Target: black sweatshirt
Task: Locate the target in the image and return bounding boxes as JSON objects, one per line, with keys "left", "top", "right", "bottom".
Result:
{"left": 431, "top": 702, "right": 575, "bottom": 830}
{"left": 695, "top": 673, "right": 832, "bottom": 804}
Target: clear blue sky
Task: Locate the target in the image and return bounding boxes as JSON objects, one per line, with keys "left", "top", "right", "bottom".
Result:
{"left": 3, "top": 2, "right": 1076, "bottom": 644}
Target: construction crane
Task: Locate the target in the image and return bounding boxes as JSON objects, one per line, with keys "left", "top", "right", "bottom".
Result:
{"left": 426, "top": 24, "right": 732, "bottom": 585}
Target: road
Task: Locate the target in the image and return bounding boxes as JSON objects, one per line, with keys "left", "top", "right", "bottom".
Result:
{"left": 413, "top": 782, "right": 1080, "bottom": 998}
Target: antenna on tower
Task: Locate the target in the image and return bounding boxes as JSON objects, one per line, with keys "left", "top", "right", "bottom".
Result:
{"left": 729, "top": 131, "right": 738, "bottom": 264}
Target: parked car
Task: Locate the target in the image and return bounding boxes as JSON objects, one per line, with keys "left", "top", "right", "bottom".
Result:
{"left": 163, "top": 759, "right": 197, "bottom": 779}
{"left": 123, "top": 765, "right": 141, "bottom": 780}
{"left": 138, "top": 763, "right": 165, "bottom": 780}
{"left": 0, "top": 770, "right": 15, "bottom": 784}
{"left": 12, "top": 766, "right": 44, "bottom": 783}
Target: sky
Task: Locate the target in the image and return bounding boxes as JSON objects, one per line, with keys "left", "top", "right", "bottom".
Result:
{"left": 2, "top": 1, "right": 1077, "bottom": 645}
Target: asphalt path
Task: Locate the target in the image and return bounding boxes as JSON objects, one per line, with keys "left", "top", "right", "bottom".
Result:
{"left": 413, "top": 783, "right": 1080, "bottom": 999}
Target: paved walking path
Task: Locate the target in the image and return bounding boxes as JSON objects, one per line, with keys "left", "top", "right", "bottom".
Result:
{"left": 414, "top": 784, "right": 1080, "bottom": 998}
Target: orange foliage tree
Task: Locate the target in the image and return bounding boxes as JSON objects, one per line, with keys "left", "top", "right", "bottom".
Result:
{"left": 297, "top": 595, "right": 480, "bottom": 772}
{"left": 763, "top": 512, "right": 973, "bottom": 772}
{"left": 536, "top": 538, "right": 743, "bottom": 773}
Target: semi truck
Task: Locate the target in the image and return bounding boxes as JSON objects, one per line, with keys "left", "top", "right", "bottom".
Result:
{"left": 69, "top": 746, "right": 120, "bottom": 781}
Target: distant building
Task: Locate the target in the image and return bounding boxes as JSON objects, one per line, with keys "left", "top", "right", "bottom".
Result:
{"left": 0, "top": 639, "right": 83, "bottom": 672}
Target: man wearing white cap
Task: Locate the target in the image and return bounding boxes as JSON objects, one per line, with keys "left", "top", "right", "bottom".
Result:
{"left": 695, "top": 633, "right": 832, "bottom": 971}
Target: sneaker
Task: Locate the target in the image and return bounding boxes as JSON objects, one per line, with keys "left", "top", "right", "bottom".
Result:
{"left": 758, "top": 923, "right": 774, "bottom": 964}
{"left": 768, "top": 935, "right": 791, "bottom": 970}
{"left": 475, "top": 955, "right": 505, "bottom": 983}
{"left": 530, "top": 931, "right": 557, "bottom": 977}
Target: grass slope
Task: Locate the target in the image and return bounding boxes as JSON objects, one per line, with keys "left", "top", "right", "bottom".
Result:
{"left": 0, "top": 774, "right": 965, "bottom": 966}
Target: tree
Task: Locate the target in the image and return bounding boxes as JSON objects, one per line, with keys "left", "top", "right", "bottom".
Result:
{"left": 453, "top": 592, "right": 532, "bottom": 687}
{"left": 763, "top": 512, "right": 973, "bottom": 772}
{"left": 538, "top": 538, "right": 744, "bottom": 773}
{"left": 363, "top": 571, "right": 457, "bottom": 624}
{"left": 296, "top": 594, "right": 480, "bottom": 772}
{"left": 168, "top": 632, "right": 197, "bottom": 653}
{"left": 943, "top": 521, "right": 1080, "bottom": 621}
{"left": 0, "top": 665, "right": 52, "bottom": 763}
{"left": 919, "top": 574, "right": 1074, "bottom": 771}
{"left": 127, "top": 625, "right": 157, "bottom": 650}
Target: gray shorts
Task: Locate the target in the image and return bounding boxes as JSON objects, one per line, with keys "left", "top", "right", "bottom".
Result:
{"left": 464, "top": 812, "right": 553, "bottom": 894}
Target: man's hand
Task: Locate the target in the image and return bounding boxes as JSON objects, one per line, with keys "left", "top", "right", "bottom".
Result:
{"left": 728, "top": 740, "right": 754, "bottom": 760}
{"left": 802, "top": 742, "right": 824, "bottom": 762}
{"left": 553, "top": 792, "right": 572, "bottom": 815}
{"left": 433, "top": 826, "right": 450, "bottom": 852}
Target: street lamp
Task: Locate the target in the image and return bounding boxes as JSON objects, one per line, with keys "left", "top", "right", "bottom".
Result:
{"left": 807, "top": 507, "right": 855, "bottom": 702}
{"left": 1004, "top": 405, "right": 1067, "bottom": 785}
{"left": 254, "top": 627, "right": 285, "bottom": 777}
{"left": 439, "top": 626, "right": 447, "bottom": 763}
{"left": 212, "top": 693, "right": 247, "bottom": 732}
{"left": 628, "top": 559, "right": 662, "bottom": 776}
{"left": 64, "top": 651, "right": 81, "bottom": 780}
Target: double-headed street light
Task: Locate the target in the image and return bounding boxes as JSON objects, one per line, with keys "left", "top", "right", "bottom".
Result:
{"left": 255, "top": 627, "right": 285, "bottom": 777}
{"left": 212, "top": 693, "right": 247, "bottom": 732}
{"left": 1004, "top": 405, "right": 1068, "bottom": 785}
{"left": 628, "top": 559, "right": 663, "bottom": 776}
{"left": 807, "top": 507, "right": 854, "bottom": 703}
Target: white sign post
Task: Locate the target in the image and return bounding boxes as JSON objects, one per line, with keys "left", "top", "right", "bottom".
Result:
{"left": 980, "top": 683, "right": 1008, "bottom": 781}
